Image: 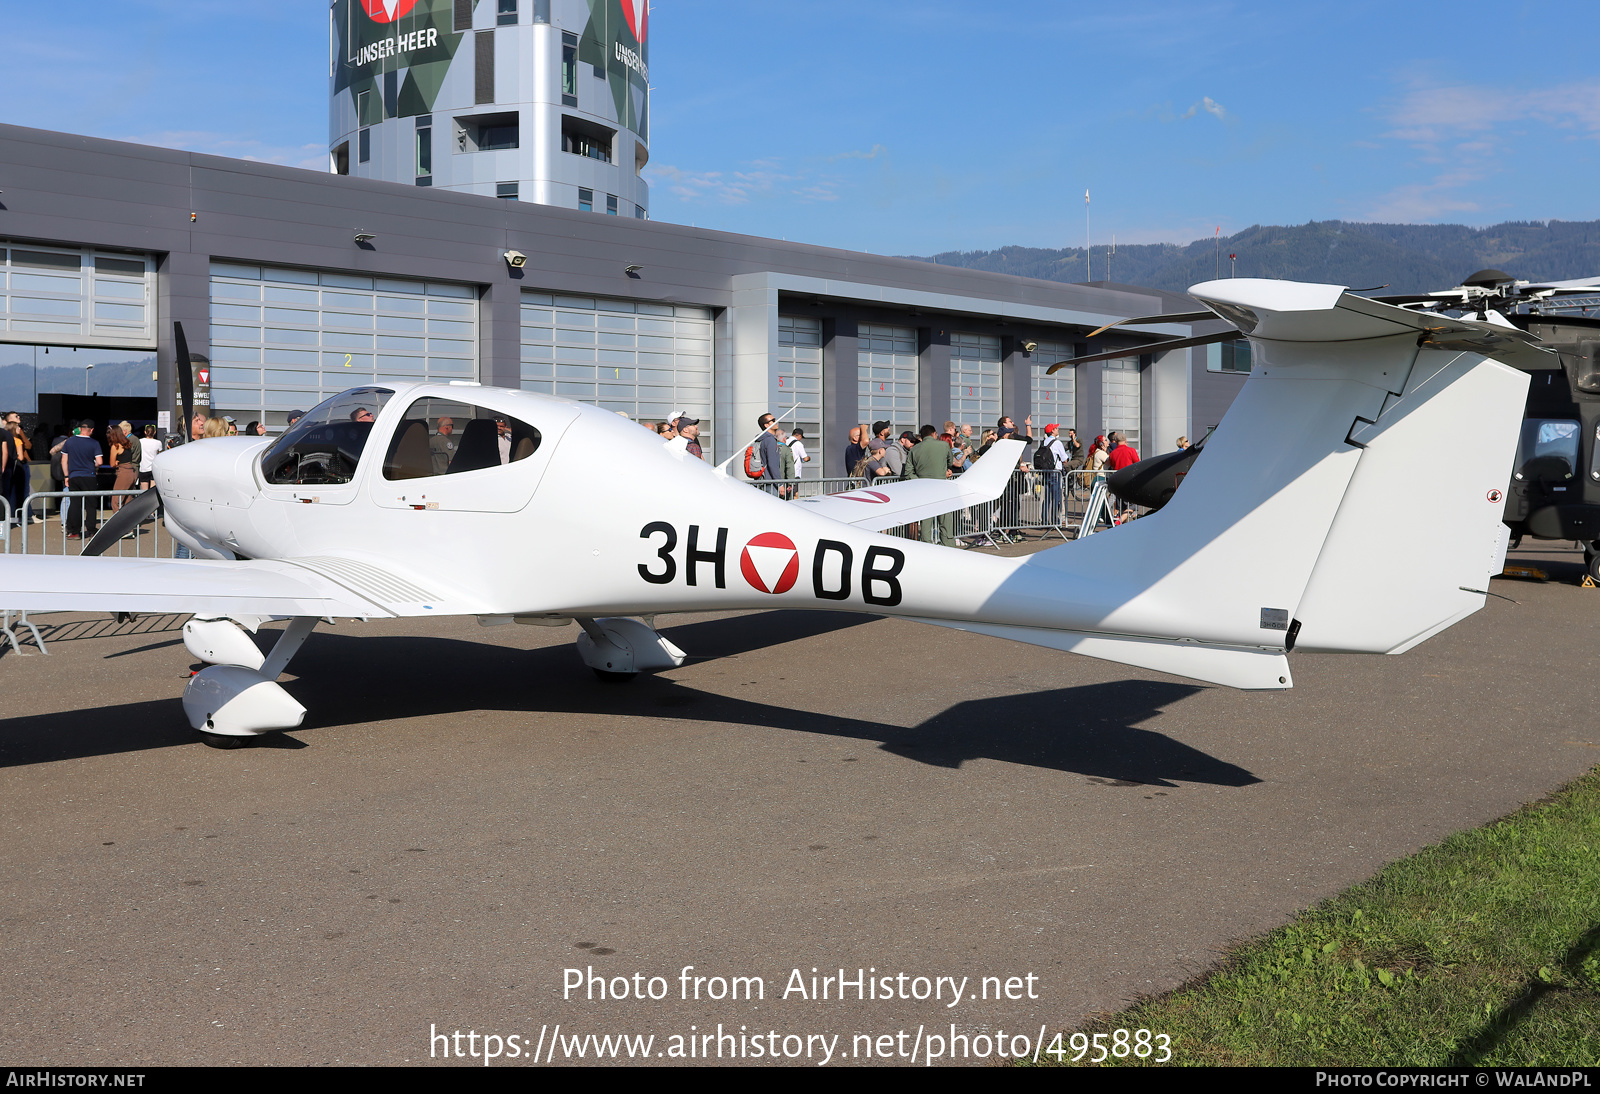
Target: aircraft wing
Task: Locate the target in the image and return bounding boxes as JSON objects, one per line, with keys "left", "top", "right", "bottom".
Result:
{"left": 0, "top": 554, "right": 471, "bottom": 619}
{"left": 791, "top": 439, "right": 1026, "bottom": 531}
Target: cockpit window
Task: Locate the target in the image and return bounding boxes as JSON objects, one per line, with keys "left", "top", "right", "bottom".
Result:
{"left": 382, "top": 396, "right": 542, "bottom": 481}
{"left": 1513, "top": 418, "right": 1579, "bottom": 482}
{"left": 261, "top": 388, "right": 394, "bottom": 486}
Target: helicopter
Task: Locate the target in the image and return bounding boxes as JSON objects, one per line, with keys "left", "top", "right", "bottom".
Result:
{"left": 1097, "top": 269, "right": 1600, "bottom": 582}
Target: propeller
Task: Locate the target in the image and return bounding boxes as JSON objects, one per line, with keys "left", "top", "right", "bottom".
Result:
{"left": 81, "top": 487, "right": 161, "bottom": 556}
{"left": 175, "top": 320, "right": 195, "bottom": 444}
{"left": 83, "top": 321, "right": 192, "bottom": 556}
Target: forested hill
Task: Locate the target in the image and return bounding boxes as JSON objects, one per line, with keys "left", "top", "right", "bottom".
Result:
{"left": 905, "top": 220, "right": 1600, "bottom": 295}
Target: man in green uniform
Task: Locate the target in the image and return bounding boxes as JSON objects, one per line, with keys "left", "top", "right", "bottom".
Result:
{"left": 775, "top": 428, "right": 797, "bottom": 498}
{"left": 908, "top": 424, "right": 957, "bottom": 545}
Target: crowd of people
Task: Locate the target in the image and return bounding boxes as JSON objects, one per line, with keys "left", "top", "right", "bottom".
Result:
{"left": 9, "top": 398, "right": 1158, "bottom": 547}
{"left": 0, "top": 411, "right": 270, "bottom": 540}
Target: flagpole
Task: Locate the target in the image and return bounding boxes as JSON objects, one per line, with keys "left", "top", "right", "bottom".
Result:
{"left": 1084, "top": 190, "right": 1091, "bottom": 281}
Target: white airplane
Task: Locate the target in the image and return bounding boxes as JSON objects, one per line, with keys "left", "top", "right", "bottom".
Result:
{"left": 2, "top": 278, "right": 1533, "bottom": 748}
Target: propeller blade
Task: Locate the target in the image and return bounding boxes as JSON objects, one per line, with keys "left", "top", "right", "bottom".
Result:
{"left": 1046, "top": 330, "right": 1236, "bottom": 374}
{"left": 1083, "top": 310, "right": 1217, "bottom": 339}
{"left": 81, "top": 487, "right": 161, "bottom": 557}
{"left": 175, "top": 321, "right": 194, "bottom": 444}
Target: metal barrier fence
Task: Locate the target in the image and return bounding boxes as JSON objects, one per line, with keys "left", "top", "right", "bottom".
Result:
{"left": 3, "top": 488, "right": 176, "bottom": 657}
{"left": 17, "top": 490, "right": 173, "bottom": 558}
{"left": 754, "top": 468, "right": 1141, "bottom": 547}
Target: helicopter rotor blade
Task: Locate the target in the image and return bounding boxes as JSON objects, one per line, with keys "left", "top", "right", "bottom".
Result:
{"left": 1046, "top": 330, "right": 1236, "bottom": 374}
{"left": 1083, "top": 310, "right": 1218, "bottom": 339}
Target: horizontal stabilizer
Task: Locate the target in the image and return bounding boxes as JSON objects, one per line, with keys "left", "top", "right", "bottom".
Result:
{"left": 793, "top": 439, "right": 1025, "bottom": 531}
{"left": 1189, "top": 279, "right": 1556, "bottom": 370}
{"left": 904, "top": 617, "right": 1292, "bottom": 690}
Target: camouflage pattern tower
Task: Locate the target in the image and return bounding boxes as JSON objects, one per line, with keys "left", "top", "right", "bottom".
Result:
{"left": 330, "top": 0, "right": 649, "bottom": 217}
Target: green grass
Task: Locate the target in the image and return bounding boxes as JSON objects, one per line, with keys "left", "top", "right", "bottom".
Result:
{"left": 1041, "top": 766, "right": 1600, "bottom": 1067}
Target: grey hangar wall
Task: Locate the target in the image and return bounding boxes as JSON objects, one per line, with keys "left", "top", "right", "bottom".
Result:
{"left": 0, "top": 122, "right": 1246, "bottom": 474}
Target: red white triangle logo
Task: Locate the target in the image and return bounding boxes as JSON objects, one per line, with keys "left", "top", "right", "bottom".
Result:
{"left": 740, "top": 532, "right": 798, "bottom": 594}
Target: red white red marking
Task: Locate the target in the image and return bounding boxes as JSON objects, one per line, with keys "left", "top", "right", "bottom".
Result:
{"left": 836, "top": 491, "right": 891, "bottom": 505}
{"left": 740, "top": 532, "right": 799, "bottom": 594}
{"left": 622, "top": 0, "right": 648, "bottom": 41}
{"left": 360, "top": 0, "right": 418, "bottom": 22}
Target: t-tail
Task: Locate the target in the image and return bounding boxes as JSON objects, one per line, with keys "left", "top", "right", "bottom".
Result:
{"left": 900, "top": 278, "right": 1529, "bottom": 689}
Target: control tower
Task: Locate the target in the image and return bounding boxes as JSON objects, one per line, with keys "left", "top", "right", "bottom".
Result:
{"left": 329, "top": 0, "right": 649, "bottom": 217}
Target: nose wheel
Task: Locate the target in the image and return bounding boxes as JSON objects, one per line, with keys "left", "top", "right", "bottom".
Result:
{"left": 200, "top": 731, "right": 251, "bottom": 750}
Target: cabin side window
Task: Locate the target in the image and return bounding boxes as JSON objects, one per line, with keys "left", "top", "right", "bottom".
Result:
{"left": 382, "top": 396, "right": 542, "bottom": 481}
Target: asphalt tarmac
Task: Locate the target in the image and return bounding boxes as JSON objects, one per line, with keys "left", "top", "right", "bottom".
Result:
{"left": 1, "top": 540, "right": 1596, "bottom": 1066}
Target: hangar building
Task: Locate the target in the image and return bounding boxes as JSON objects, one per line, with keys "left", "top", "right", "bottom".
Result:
{"left": 0, "top": 122, "right": 1248, "bottom": 475}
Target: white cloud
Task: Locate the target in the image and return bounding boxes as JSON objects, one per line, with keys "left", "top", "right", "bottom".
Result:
{"left": 120, "top": 129, "right": 328, "bottom": 172}
{"left": 1179, "top": 96, "right": 1229, "bottom": 122}
{"left": 1361, "top": 76, "right": 1600, "bottom": 222}
{"left": 1386, "top": 79, "right": 1600, "bottom": 141}
{"left": 647, "top": 157, "right": 850, "bottom": 205}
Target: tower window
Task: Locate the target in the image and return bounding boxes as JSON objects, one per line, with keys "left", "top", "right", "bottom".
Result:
{"left": 561, "top": 32, "right": 577, "bottom": 106}
{"left": 605, "top": 194, "right": 618, "bottom": 215}
{"left": 578, "top": 188, "right": 593, "bottom": 213}
{"left": 561, "top": 115, "right": 615, "bottom": 163}
{"left": 358, "top": 127, "right": 370, "bottom": 164}
{"left": 497, "top": 0, "right": 518, "bottom": 25}
{"left": 415, "top": 117, "right": 432, "bottom": 180}
{"left": 453, "top": 112, "right": 519, "bottom": 152}
{"left": 634, "top": 204, "right": 646, "bottom": 220}
{"left": 497, "top": 182, "right": 519, "bottom": 200}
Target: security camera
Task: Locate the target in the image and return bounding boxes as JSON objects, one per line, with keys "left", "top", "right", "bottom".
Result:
{"left": 1022, "top": 340, "right": 1038, "bottom": 353}
{"left": 503, "top": 250, "right": 527, "bottom": 269}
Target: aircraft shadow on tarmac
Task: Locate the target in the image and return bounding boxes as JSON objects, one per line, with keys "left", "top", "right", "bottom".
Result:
{"left": 0, "top": 610, "right": 1260, "bottom": 786}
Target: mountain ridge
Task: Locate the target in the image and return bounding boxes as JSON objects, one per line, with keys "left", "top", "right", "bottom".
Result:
{"left": 903, "top": 220, "right": 1600, "bottom": 296}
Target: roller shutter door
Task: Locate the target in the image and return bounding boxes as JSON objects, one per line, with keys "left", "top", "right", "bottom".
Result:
{"left": 1032, "top": 341, "right": 1075, "bottom": 431}
{"left": 0, "top": 241, "right": 155, "bottom": 350}
{"left": 1100, "top": 357, "right": 1140, "bottom": 450}
{"left": 858, "top": 323, "right": 917, "bottom": 433}
{"left": 208, "top": 262, "right": 477, "bottom": 422}
{"left": 950, "top": 331, "right": 1000, "bottom": 425}
{"left": 775, "top": 315, "right": 822, "bottom": 464}
{"left": 519, "top": 290, "right": 713, "bottom": 446}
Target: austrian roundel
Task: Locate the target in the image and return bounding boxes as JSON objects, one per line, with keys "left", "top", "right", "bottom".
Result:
{"left": 360, "top": 0, "right": 419, "bottom": 22}
{"left": 740, "top": 532, "right": 799, "bottom": 595}
{"left": 622, "top": 0, "right": 648, "bottom": 42}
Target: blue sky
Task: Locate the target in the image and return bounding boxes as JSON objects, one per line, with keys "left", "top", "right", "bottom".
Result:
{"left": 6, "top": 1, "right": 1598, "bottom": 255}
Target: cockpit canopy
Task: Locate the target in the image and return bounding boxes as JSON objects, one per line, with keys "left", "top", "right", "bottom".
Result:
{"left": 1513, "top": 418, "right": 1580, "bottom": 483}
{"left": 260, "top": 388, "right": 393, "bottom": 486}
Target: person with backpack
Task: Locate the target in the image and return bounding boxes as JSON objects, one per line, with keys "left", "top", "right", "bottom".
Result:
{"left": 1036, "top": 424, "right": 1070, "bottom": 526}
{"left": 745, "top": 412, "right": 785, "bottom": 496}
